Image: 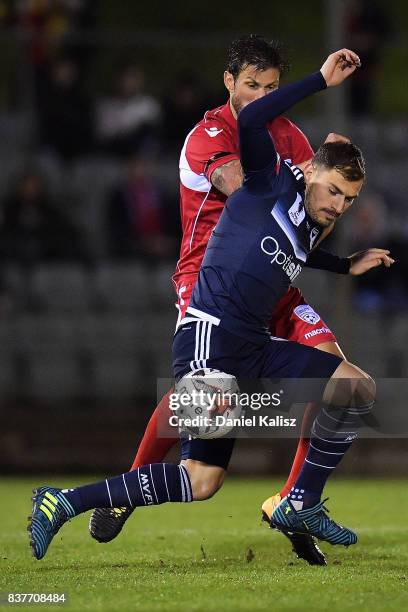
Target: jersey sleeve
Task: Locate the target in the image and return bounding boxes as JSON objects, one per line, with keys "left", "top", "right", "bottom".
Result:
{"left": 182, "top": 121, "right": 239, "bottom": 183}
{"left": 305, "top": 248, "right": 350, "bottom": 274}
{"left": 238, "top": 72, "right": 326, "bottom": 185}
{"left": 286, "top": 119, "right": 314, "bottom": 165}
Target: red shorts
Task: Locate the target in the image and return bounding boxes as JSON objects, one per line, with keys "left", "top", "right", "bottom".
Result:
{"left": 175, "top": 280, "right": 336, "bottom": 348}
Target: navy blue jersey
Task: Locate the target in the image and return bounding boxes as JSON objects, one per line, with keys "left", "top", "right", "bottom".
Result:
{"left": 187, "top": 72, "right": 328, "bottom": 345}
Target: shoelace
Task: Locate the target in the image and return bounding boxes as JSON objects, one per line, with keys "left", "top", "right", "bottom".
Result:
{"left": 313, "top": 501, "right": 346, "bottom": 535}
{"left": 300, "top": 498, "right": 342, "bottom": 532}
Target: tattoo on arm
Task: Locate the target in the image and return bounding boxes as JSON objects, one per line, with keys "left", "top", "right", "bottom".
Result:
{"left": 211, "top": 160, "right": 244, "bottom": 196}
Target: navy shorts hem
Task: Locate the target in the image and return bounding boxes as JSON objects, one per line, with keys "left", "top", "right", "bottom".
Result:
{"left": 180, "top": 436, "right": 235, "bottom": 470}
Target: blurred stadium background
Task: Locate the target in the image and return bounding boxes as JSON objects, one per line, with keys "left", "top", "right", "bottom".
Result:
{"left": 0, "top": 0, "right": 407, "bottom": 476}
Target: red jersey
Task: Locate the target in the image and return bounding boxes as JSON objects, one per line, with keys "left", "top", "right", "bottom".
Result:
{"left": 173, "top": 100, "right": 314, "bottom": 320}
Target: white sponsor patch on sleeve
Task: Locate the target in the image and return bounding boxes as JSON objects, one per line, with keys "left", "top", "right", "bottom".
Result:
{"left": 294, "top": 304, "right": 321, "bottom": 325}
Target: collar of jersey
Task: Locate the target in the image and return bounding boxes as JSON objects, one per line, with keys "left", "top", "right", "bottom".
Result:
{"left": 210, "top": 100, "right": 281, "bottom": 135}
{"left": 217, "top": 100, "right": 237, "bottom": 130}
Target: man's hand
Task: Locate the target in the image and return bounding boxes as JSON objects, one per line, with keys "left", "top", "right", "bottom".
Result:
{"left": 320, "top": 49, "right": 361, "bottom": 87}
{"left": 348, "top": 248, "right": 395, "bottom": 276}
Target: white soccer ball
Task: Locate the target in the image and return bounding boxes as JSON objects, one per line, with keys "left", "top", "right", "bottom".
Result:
{"left": 174, "top": 368, "right": 241, "bottom": 439}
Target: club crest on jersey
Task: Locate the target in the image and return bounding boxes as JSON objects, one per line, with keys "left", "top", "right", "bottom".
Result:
{"left": 294, "top": 304, "right": 321, "bottom": 325}
{"left": 288, "top": 193, "right": 305, "bottom": 227}
{"left": 309, "top": 227, "right": 320, "bottom": 249}
{"left": 260, "top": 236, "right": 302, "bottom": 282}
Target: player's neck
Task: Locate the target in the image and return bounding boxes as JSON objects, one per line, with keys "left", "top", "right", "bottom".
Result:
{"left": 297, "top": 160, "right": 309, "bottom": 173}
{"left": 229, "top": 99, "right": 238, "bottom": 120}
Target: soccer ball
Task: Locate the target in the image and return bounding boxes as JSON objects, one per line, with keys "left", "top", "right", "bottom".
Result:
{"left": 174, "top": 368, "right": 241, "bottom": 439}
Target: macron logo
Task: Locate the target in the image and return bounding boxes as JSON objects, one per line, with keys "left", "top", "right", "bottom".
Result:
{"left": 205, "top": 127, "right": 223, "bottom": 138}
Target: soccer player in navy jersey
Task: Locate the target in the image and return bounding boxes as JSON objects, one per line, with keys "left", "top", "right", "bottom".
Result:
{"left": 28, "top": 49, "right": 388, "bottom": 560}
{"left": 90, "top": 36, "right": 391, "bottom": 566}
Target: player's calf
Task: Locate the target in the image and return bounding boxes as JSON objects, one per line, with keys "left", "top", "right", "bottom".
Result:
{"left": 182, "top": 459, "right": 226, "bottom": 501}
{"left": 288, "top": 361, "right": 375, "bottom": 511}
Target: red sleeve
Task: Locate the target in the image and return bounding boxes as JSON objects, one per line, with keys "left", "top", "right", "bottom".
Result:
{"left": 285, "top": 118, "right": 314, "bottom": 165}
{"left": 268, "top": 116, "right": 314, "bottom": 166}
{"left": 183, "top": 121, "right": 239, "bottom": 182}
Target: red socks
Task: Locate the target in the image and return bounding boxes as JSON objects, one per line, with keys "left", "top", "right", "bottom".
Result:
{"left": 130, "top": 390, "right": 179, "bottom": 470}
{"left": 279, "top": 403, "right": 318, "bottom": 497}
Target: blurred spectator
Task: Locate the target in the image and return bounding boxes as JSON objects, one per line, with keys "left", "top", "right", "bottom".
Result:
{"left": 349, "top": 191, "right": 408, "bottom": 311}
{"left": 0, "top": 168, "right": 89, "bottom": 264}
{"left": 37, "top": 55, "right": 94, "bottom": 161}
{"left": 345, "top": 0, "right": 391, "bottom": 115}
{"left": 348, "top": 191, "right": 388, "bottom": 247}
{"left": 2, "top": 0, "right": 98, "bottom": 60}
{"left": 106, "top": 156, "right": 177, "bottom": 261}
{"left": 96, "top": 63, "right": 161, "bottom": 157}
{"left": 162, "top": 73, "right": 210, "bottom": 152}
{"left": 57, "top": 0, "right": 99, "bottom": 72}
{"left": 1, "top": 0, "right": 98, "bottom": 106}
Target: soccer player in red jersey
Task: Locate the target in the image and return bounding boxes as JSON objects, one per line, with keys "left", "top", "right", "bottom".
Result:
{"left": 89, "top": 36, "right": 392, "bottom": 564}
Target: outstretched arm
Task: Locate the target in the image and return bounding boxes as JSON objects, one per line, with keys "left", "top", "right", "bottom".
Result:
{"left": 305, "top": 247, "right": 394, "bottom": 275}
{"left": 238, "top": 72, "right": 326, "bottom": 176}
{"left": 238, "top": 49, "right": 360, "bottom": 179}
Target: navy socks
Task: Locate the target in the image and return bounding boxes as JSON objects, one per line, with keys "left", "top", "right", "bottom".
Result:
{"left": 290, "top": 403, "right": 373, "bottom": 508}
{"left": 62, "top": 463, "right": 193, "bottom": 515}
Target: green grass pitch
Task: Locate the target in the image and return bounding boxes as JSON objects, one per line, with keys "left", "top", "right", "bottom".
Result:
{"left": 1, "top": 477, "right": 408, "bottom": 611}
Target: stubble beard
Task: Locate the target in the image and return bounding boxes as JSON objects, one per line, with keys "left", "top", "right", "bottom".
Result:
{"left": 304, "top": 194, "right": 332, "bottom": 229}
{"left": 231, "top": 93, "right": 244, "bottom": 116}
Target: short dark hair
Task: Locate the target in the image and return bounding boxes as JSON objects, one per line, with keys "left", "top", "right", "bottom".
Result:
{"left": 313, "top": 142, "right": 365, "bottom": 182}
{"left": 227, "top": 34, "right": 289, "bottom": 80}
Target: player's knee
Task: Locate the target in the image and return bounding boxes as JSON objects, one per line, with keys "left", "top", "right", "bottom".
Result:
{"left": 347, "top": 365, "right": 376, "bottom": 406}
{"left": 357, "top": 372, "right": 376, "bottom": 407}
{"left": 326, "top": 361, "right": 376, "bottom": 407}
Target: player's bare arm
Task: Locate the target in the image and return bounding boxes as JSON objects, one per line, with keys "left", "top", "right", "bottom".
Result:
{"left": 211, "top": 159, "right": 243, "bottom": 196}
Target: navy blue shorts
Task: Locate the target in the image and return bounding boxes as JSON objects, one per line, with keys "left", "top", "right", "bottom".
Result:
{"left": 173, "top": 321, "right": 342, "bottom": 470}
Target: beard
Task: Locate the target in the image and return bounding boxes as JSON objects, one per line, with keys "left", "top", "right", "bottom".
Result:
{"left": 304, "top": 194, "right": 333, "bottom": 229}
{"left": 231, "top": 93, "right": 245, "bottom": 116}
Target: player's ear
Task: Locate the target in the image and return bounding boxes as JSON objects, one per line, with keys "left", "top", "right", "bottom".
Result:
{"left": 224, "top": 71, "right": 235, "bottom": 94}
{"left": 301, "top": 159, "right": 314, "bottom": 183}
